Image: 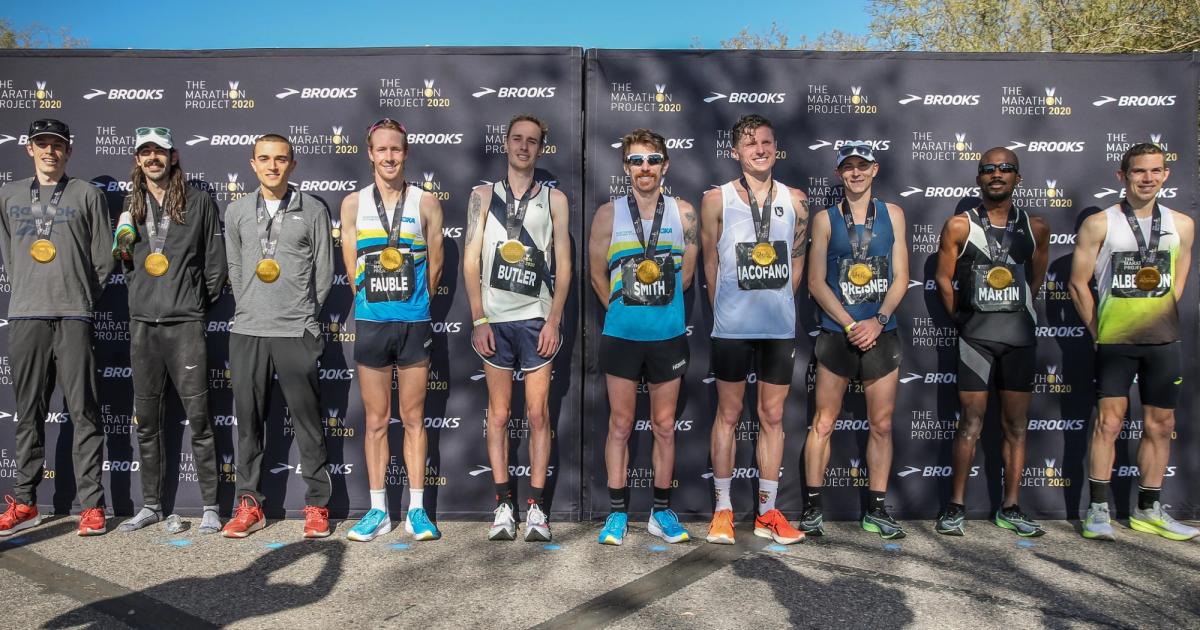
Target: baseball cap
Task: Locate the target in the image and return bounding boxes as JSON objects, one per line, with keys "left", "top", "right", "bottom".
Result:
{"left": 134, "top": 126, "right": 174, "bottom": 151}
{"left": 28, "top": 119, "right": 71, "bottom": 143}
{"left": 835, "top": 143, "right": 876, "bottom": 167}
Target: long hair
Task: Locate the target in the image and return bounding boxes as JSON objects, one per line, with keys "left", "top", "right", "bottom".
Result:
{"left": 128, "top": 153, "right": 187, "bottom": 225}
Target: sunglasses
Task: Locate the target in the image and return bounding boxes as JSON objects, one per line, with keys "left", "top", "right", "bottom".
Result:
{"left": 625, "top": 153, "right": 664, "bottom": 166}
{"left": 838, "top": 143, "right": 875, "bottom": 161}
{"left": 136, "top": 127, "right": 170, "bottom": 136}
{"left": 367, "top": 118, "right": 407, "bottom": 137}
{"left": 978, "top": 163, "right": 1019, "bottom": 175}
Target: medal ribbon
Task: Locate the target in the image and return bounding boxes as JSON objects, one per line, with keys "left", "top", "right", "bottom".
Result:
{"left": 29, "top": 177, "right": 69, "bottom": 239}
{"left": 839, "top": 198, "right": 877, "bottom": 261}
{"left": 1119, "top": 199, "right": 1162, "bottom": 267}
{"left": 972, "top": 206, "right": 1016, "bottom": 264}
{"left": 626, "top": 193, "right": 666, "bottom": 263}
{"left": 739, "top": 176, "right": 775, "bottom": 244}
{"left": 501, "top": 179, "right": 536, "bottom": 241}
{"left": 256, "top": 187, "right": 294, "bottom": 260}
{"left": 142, "top": 193, "right": 173, "bottom": 254}
{"left": 372, "top": 183, "right": 410, "bottom": 251}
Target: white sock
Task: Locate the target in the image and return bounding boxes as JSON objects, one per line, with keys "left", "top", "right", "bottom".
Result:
{"left": 409, "top": 488, "right": 424, "bottom": 511}
{"left": 714, "top": 477, "right": 733, "bottom": 512}
{"left": 758, "top": 479, "right": 779, "bottom": 515}
{"left": 370, "top": 489, "right": 388, "bottom": 513}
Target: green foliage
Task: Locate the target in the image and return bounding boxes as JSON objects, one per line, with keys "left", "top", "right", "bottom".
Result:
{"left": 0, "top": 19, "right": 87, "bottom": 49}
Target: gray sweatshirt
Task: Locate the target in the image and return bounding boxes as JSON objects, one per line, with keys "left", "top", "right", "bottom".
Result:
{"left": 0, "top": 176, "right": 113, "bottom": 317}
{"left": 224, "top": 187, "right": 333, "bottom": 337}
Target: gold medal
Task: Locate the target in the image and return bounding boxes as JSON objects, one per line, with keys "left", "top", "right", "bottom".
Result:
{"left": 255, "top": 259, "right": 280, "bottom": 283}
{"left": 330, "top": 227, "right": 341, "bottom": 241}
{"left": 1135, "top": 266, "right": 1161, "bottom": 291}
{"left": 986, "top": 266, "right": 1013, "bottom": 289}
{"left": 379, "top": 247, "right": 403, "bottom": 271}
{"left": 848, "top": 263, "right": 874, "bottom": 286}
{"left": 499, "top": 239, "right": 526, "bottom": 264}
{"left": 29, "top": 239, "right": 55, "bottom": 263}
{"left": 751, "top": 242, "right": 777, "bottom": 266}
{"left": 635, "top": 258, "right": 661, "bottom": 285}
{"left": 144, "top": 252, "right": 169, "bottom": 277}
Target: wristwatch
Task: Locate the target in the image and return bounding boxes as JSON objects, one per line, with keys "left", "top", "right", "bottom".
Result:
{"left": 875, "top": 312, "right": 889, "bottom": 325}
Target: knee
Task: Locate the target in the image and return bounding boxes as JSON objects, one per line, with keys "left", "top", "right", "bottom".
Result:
{"left": 809, "top": 413, "right": 836, "bottom": 441}
{"left": 526, "top": 406, "right": 548, "bottom": 432}
{"left": 715, "top": 402, "right": 743, "bottom": 428}
{"left": 363, "top": 418, "right": 390, "bottom": 441}
{"left": 488, "top": 403, "right": 511, "bottom": 426}
{"left": 757, "top": 406, "right": 783, "bottom": 432}
{"left": 870, "top": 416, "right": 894, "bottom": 439}
{"left": 608, "top": 414, "right": 634, "bottom": 442}
{"left": 651, "top": 418, "right": 676, "bottom": 444}
{"left": 956, "top": 415, "right": 984, "bottom": 441}
{"left": 1143, "top": 412, "right": 1175, "bottom": 440}
{"left": 1002, "top": 416, "right": 1027, "bottom": 441}
{"left": 1093, "top": 413, "right": 1123, "bottom": 442}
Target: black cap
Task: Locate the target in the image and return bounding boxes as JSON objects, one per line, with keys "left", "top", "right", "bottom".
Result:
{"left": 28, "top": 119, "right": 71, "bottom": 143}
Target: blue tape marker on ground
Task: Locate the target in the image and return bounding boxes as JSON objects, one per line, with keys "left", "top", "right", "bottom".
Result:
{"left": 649, "top": 545, "right": 668, "bottom": 552}
{"left": 766, "top": 544, "right": 790, "bottom": 552}
{"left": 167, "top": 539, "right": 191, "bottom": 547}
{"left": 543, "top": 544, "right": 561, "bottom": 550}
{"left": 264, "top": 542, "right": 285, "bottom": 550}
{"left": 4, "top": 537, "right": 28, "bottom": 546}
{"left": 1017, "top": 540, "right": 1036, "bottom": 548}
{"left": 883, "top": 543, "right": 901, "bottom": 551}
{"left": 390, "top": 543, "right": 410, "bottom": 550}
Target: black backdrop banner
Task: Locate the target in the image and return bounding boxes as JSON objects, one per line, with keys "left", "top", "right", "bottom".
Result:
{"left": 0, "top": 48, "right": 1196, "bottom": 522}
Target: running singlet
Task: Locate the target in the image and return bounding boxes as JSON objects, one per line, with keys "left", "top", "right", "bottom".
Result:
{"left": 602, "top": 194, "right": 685, "bottom": 341}
{"left": 712, "top": 181, "right": 797, "bottom": 339}
{"left": 353, "top": 183, "right": 429, "bottom": 322}
{"left": 480, "top": 181, "right": 553, "bottom": 323}
{"left": 953, "top": 206, "right": 1036, "bottom": 346}
{"left": 820, "top": 199, "right": 896, "bottom": 332}
{"left": 1094, "top": 202, "right": 1180, "bottom": 345}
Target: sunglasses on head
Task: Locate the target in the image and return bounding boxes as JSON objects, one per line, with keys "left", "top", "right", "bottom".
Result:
{"left": 625, "top": 153, "right": 664, "bottom": 166}
{"left": 838, "top": 143, "right": 875, "bottom": 160}
{"left": 136, "top": 127, "right": 170, "bottom": 136}
{"left": 978, "top": 162, "right": 1018, "bottom": 175}
{"left": 367, "top": 118, "right": 406, "bottom": 137}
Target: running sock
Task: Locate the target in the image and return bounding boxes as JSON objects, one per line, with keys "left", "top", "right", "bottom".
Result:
{"left": 494, "top": 483, "right": 513, "bottom": 509}
{"left": 609, "top": 486, "right": 627, "bottom": 514}
{"left": 409, "top": 488, "right": 424, "bottom": 511}
{"left": 529, "top": 486, "right": 545, "bottom": 510}
{"left": 757, "top": 479, "right": 779, "bottom": 515}
{"left": 199, "top": 505, "right": 221, "bottom": 533}
{"left": 805, "top": 487, "right": 823, "bottom": 510}
{"left": 713, "top": 476, "right": 733, "bottom": 512}
{"left": 1088, "top": 477, "right": 1110, "bottom": 504}
{"left": 947, "top": 502, "right": 966, "bottom": 516}
{"left": 652, "top": 486, "right": 670, "bottom": 513}
{"left": 1137, "top": 485, "right": 1161, "bottom": 511}
{"left": 868, "top": 490, "right": 886, "bottom": 513}
{"left": 118, "top": 505, "right": 162, "bottom": 532}
{"left": 371, "top": 488, "right": 389, "bottom": 513}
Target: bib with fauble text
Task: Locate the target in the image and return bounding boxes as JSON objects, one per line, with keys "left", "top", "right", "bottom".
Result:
{"left": 364, "top": 252, "right": 415, "bottom": 303}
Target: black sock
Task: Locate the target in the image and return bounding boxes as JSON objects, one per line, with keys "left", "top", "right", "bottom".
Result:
{"left": 495, "top": 482, "right": 513, "bottom": 509}
{"left": 609, "top": 486, "right": 627, "bottom": 514}
{"left": 529, "top": 486, "right": 544, "bottom": 509}
{"left": 653, "top": 486, "right": 670, "bottom": 512}
{"left": 1138, "top": 485, "right": 1161, "bottom": 511}
{"left": 805, "top": 488, "right": 823, "bottom": 510}
{"left": 948, "top": 502, "right": 965, "bottom": 515}
{"left": 1088, "top": 477, "right": 1110, "bottom": 504}
{"left": 868, "top": 490, "right": 886, "bottom": 512}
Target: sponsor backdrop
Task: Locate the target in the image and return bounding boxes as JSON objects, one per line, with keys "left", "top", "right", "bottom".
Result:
{"left": 0, "top": 48, "right": 1196, "bottom": 521}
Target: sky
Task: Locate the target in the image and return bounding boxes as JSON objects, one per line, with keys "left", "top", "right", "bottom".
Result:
{"left": 4, "top": 1, "right": 871, "bottom": 50}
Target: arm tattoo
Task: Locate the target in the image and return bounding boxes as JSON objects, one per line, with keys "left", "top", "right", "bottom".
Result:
{"left": 683, "top": 210, "right": 698, "bottom": 245}
{"left": 792, "top": 214, "right": 808, "bottom": 258}
{"left": 465, "top": 192, "right": 482, "bottom": 243}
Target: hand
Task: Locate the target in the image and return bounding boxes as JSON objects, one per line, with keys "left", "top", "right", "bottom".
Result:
{"left": 536, "top": 319, "right": 561, "bottom": 358}
{"left": 847, "top": 318, "right": 882, "bottom": 351}
{"left": 472, "top": 322, "right": 496, "bottom": 357}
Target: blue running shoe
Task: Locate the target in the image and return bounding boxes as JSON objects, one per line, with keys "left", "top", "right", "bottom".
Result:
{"left": 648, "top": 508, "right": 690, "bottom": 543}
{"left": 598, "top": 512, "right": 627, "bottom": 546}
{"left": 347, "top": 508, "right": 391, "bottom": 542}
{"left": 404, "top": 508, "right": 441, "bottom": 541}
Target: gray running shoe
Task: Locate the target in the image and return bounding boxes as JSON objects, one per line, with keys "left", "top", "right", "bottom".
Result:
{"left": 995, "top": 504, "right": 1045, "bottom": 537}
{"left": 1082, "top": 503, "right": 1116, "bottom": 541}
{"left": 798, "top": 506, "right": 824, "bottom": 536}
{"left": 862, "top": 507, "right": 905, "bottom": 539}
{"left": 524, "top": 503, "right": 551, "bottom": 542}
{"left": 1130, "top": 502, "right": 1199, "bottom": 541}
{"left": 489, "top": 503, "right": 516, "bottom": 541}
{"left": 935, "top": 505, "right": 965, "bottom": 536}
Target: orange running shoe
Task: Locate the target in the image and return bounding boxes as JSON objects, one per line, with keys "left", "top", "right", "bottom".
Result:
{"left": 0, "top": 495, "right": 41, "bottom": 536}
{"left": 706, "top": 509, "right": 736, "bottom": 544}
{"left": 77, "top": 507, "right": 107, "bottom": 536}
{"left": 223, "top": 495, "right": 265, "bottom": 539}
{"left": 303, "top": 505, "right": 331, "bottom": 538}
{"left": 754, "top": 508, "right": 803, "bottom": 545}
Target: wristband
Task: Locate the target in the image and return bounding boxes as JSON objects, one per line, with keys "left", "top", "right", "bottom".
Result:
{"left": 472, "top": 317, "right": 489, "bottom": 327}
{"left": 843, "top": 321, "right": 858, "bottom": 333}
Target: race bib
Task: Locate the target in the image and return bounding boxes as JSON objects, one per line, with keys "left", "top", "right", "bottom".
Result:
{"left": 1109, "top": 252, "right": 1171, "bottom": 298}
{"left": 734, "top": 240, "right": 789, "bottom": 290}
{"left": 969, "top": 263, "right": 1025, "bottom": 312}
{"left": 488, "top": 242, "right": 545, "bottom": 297}
{"left": 620, "top": 254, "right": 675, "bottom": 306}
{"left": 837, "top": 256, "right": 890, "bottom": 305}
{"left": 364, "top": 253, "right": 415, "bottom": 303}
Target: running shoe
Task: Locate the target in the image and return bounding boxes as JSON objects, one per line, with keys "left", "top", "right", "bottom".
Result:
{"left": 77, "top": 507, "right": 107, "bottom": 536}
{"left": 649, "top": 508, "right": 690, "bottom": 543}
{"left": 488, "top": 503, "right": 516, "bottom": 541}
{"left": 1082, "top": 503, "right": 1116, "bottom": 541}
{"left": 754, "top": 508, "right": 804, "bottom": 545}
{"left": 598, "top": 512, "right": 627, "bottom": 546}
{"left": 0, "top": 495, "right": 41, "bottom": 536}
{"left": 798, "top": 506, "right": 824, "bottom": 536}
{"left": 303, "top": 506, "right": 331, "bottom": 538}
{"left": 347, "top": 508, "right": 392, "bottom": 542}
{"left": 995, "top": 504, "right": 1045, "bottom": 537}
{"left": 223, "top": 495, "right": 265, "bottom": 539}
{"left": 935, "top": 504, "right": 965, "bottom": 536}
{"left": 524, "top": 503, "right": 551, "bottom": 542}
{"left": 862, "top": 506, "right": 906, "bottom": 539}
{"left": 1130, "top": 502, "right": 1199, "bottom": 541}
{"left": 405, "top": 507, "right": 441, "bottom": 541}
{"left": 705, "top": 509, "right": 735, "bottom": 544}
